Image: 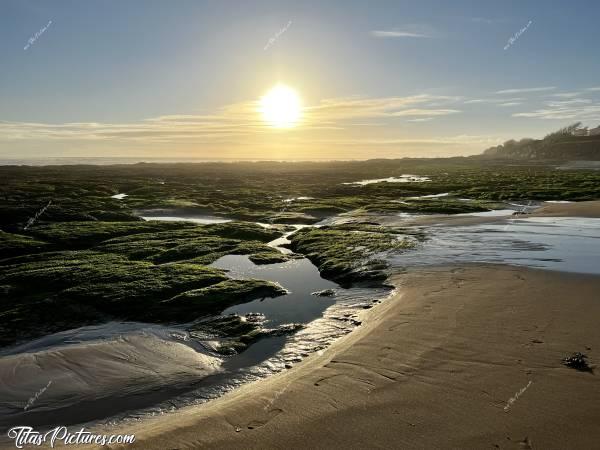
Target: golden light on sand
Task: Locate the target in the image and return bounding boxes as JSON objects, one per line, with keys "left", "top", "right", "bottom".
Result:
{"left": 259, "top": 84, "right": 302, "bottom": 128}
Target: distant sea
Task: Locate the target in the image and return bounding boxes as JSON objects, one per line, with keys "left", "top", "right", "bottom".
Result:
{"left": 0, "top": 157, "right": 352, "bottom": 166}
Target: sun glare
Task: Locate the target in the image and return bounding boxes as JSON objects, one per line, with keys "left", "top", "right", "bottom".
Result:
{"left": 259, "top": 84, "right": 302, "bottom": 128}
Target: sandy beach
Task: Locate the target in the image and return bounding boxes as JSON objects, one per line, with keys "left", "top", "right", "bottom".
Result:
{"left": 532, "top": 200, "right": 600, "bottom": 218}
{"left": 4, "top": 2, "right": 600, "bottom": 446}
{"left": 83, "top": 262, "right": 600, "bottom": 450}
{"left": 5, "top": 201, "right": 599, "bottom": 450}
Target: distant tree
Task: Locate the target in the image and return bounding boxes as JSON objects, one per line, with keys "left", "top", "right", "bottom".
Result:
{"left": 544, "top": 122, "right": 582, "bottom": 141}
{"left": 518, "top": 138, "right": 535, "bottom": 145}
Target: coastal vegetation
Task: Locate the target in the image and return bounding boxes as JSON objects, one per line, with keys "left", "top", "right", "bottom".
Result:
{"left": 2, "top": 160, "right": 600, "bottom": 347}
{"left": 482, "top": 122, "right": 600, "bottom": 160}
{"left": 289, "top": 224, "right": 420, "bottom": 285}
{"left": 2, "top": 159, "right": 600, "bottom": 232}
{"left": 0, "top": 221, "right": 288, "bottom": 347}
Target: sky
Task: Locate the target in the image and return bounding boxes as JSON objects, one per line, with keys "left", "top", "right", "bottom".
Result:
{"left": 1, "top": 0, "right": 600, "bottom": 161}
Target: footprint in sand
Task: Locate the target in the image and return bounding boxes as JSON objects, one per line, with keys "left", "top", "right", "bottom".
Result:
{"left": 245, "top": 408, "right": 283, "bottom": 430}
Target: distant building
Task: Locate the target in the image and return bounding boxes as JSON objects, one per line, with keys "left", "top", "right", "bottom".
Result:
{"left": 588, "top": 126, "right": 600, "bottom": 136}
{"left": 571, "top": 125, "right": 600, "bottom": 137}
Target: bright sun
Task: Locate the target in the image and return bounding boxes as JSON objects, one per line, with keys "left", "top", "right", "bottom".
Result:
{"left": 259, "top": 84, "right": 302, "bottom": 128}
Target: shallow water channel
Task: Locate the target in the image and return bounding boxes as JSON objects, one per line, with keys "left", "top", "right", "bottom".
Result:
{"left": 0, "top": 218, "right": 390, "bottom": 430}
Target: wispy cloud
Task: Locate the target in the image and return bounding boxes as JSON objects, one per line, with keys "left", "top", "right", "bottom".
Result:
{"left": 304, "top": 94, "right": 460, "bottom": 120}
{"left": 496, "top": 87, "right": 556, "bottom": 94}
{"left": 546, "top": 99, "right": 592, "bottom": 107}
{"left": 371, "top": 30, "right": 430, "bottom": 38}
{"left": 464, "top": 97, "right": 523, "bottom": 105}
{"left": 370, "top": 24, "right": 437, "bottom": 39}
{"left": 391, "top": 108, "right": 460, "bottom": 117}
{"left": 513, "top": 101, "right": 600, "bottom": 120}
{"left": 551, "top": 92, "right": 582, "bottom": 98}
{"left": 0, "top": 94, "right": 462, "bottom": 143}
{"left": 587, "top": 87, "right": 600, "bottom": 91}
{"left": 0, "top": 92, "right": 484, "bottom": 159}
{"left": 499, "top": 102, "right": 523, "bottom": 107}
{"left": 406, "top": 117, "right": 434, "bottom": 122}
{"left": 310, "top": 135, "right": 503, "bottom": 146}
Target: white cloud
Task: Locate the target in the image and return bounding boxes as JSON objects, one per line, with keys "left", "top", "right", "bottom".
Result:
{"left": 545, "top": 99, "right": 592, "bottom": 107}
{"left": 464, "top": 98, "right": 523, "bottom": 105}
{"left": 370, "top": 24, "right": 437, "bottom": 39}
{"left": 551, "top": 92, "right": 582, "bottom": 98}
{"left": 513, "top": 102, "right": 600, "bottom": 120}
{"left": 305, "top": 94, "right": 460, "bottom": 120}
{"left": 0, "top": 94, "right": 463, "bottom": 143}
{"left": 496, "top": 87, "right": 556, "bottom": 94}
{"left": 312, "top": 135, "right": 503, "bottom": 146}
{"left": 371, "top": 30, "right": 430, "bottom": 38}
{"left": 406, "top": 117, "right": 434, "bottom": 122}
{"left": 499, "top": 102, "right": 523, "bottom": 107}
{"left": 391, "top": 108, "right": 460, "bottom": 117}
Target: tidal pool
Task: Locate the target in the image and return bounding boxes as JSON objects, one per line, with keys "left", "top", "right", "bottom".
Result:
{"left": 0, "top": 217, "right": 390, "bottom": 429}
{"left": 407, "top": 192, "right": 449, "bottom": 199}
{"left": 390, "top": 216, "right": 600, "bottom": 275}
{"left": 137, "top": 209, "right": 232, "bottom": 224}
{"left": 342, "top": 174, "right": 430, "bottom": 186}
{"left": 110, "top": 193, "right": 128, "bottom": 199}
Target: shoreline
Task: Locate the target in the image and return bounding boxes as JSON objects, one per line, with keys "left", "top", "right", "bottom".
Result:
{"left": 531, "top": 199, "right": 600, "bottom": 218}
{"left": 4, "top": 200, "right": 600, "bottom": 449}
{"left": 390, "top": 199, "right": 600, "bottom": 227}
{"left": 67, "top": 263, "right": 600, "bottom": 450}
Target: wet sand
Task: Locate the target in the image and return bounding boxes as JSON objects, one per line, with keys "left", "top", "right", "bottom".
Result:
{"left": 84, "top": 264, "right": 600, "bottom": 450}
{"left": 532, "top": 200, "right": 600, "bottom": 218}
{"left": 0, "top": 331, "right": 222, "bottom": 429}
{"left": 392, "top": 213, "right": 509, "bottom": 227}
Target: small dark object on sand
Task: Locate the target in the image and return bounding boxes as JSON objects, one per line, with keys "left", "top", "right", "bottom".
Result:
{"left": 312, "top": 289, "right": 335, "bottom": 297}
{"left": 562, "top": 352, "right": 593, "bottom": 372}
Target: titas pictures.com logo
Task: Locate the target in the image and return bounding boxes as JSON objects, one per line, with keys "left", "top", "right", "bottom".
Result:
{"left": 7, "top": 426, "right": 135, "bottom": 448}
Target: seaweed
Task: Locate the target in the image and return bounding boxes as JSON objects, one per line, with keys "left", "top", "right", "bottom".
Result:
{"left": 289, "top": 224, "right": 415, "bottom": 286}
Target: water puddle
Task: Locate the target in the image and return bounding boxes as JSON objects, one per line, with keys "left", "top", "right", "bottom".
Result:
{"left": 283, "top": 196, "right": 314, "bottom": 203}
{"left": 390, "top": 216, "right": 600, "bottom": 275}
{"left": 110, "top": 193, "right": 128, "bottom": 200}
{"left": 407, "top": 192, "right": 449, "bottom": 199}
{"left": 342, "top": 175, "right": 430, "bottom": 186}
{"left": 138, "top": 210, "right": 232, "bottom": 224}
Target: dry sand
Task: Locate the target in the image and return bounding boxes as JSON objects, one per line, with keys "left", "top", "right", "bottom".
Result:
{"left": 90, "top": 264, "right": 600, "bottom": 450}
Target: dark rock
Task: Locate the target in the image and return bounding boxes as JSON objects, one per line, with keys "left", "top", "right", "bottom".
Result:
{"left": 562, "top": 352, "right": 593, "bottom": 372}
{"left": 311, "top": 289, "right": 335, "bottom": 297}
